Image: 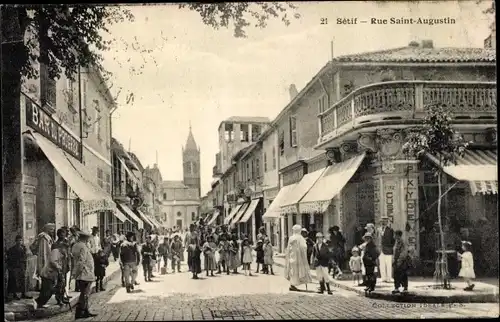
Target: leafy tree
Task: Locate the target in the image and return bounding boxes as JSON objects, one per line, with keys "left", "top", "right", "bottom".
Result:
{"left": 402, "top": 106, "right": 468, "bottom": 288}
{"left": 1, "top": 3, "right": 299, "bottom": 107}
{"left": 1, "top": 3, "right": 299, "bottom": 178}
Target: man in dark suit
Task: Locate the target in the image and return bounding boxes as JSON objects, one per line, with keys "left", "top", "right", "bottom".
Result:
{"left": 312, "top": 232, "right": 333, "bottom": 295}
{"left": 378, "top": 217, "right": 395, "bottom": 283}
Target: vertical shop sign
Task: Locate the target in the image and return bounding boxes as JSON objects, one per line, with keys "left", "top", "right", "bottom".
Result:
{"left": 383, "top": 179, "right": 397, "bottom": 225}
{"left": 404, "top": 177, "right": 418, "bottom": 258}
{"left": 373, "top": 178, "right": 381, "bottom": 223}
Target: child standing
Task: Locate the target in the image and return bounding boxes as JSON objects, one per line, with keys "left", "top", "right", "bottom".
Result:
{"left": 241, "top": 238, "right": 253, "bottom": 276}
{"left": 6, "top": 235, "right": 32, "bottom": 300}
{"left": 203, "top": 236, "right": 217, "bottom": 277}
{"left": 458, "top": 241, "right": 475, "bottom": 291}
{"left": 157, "top": 237, "right": 170, "bottom": 273}
{"left": 188, "top": 237, "right": 202, "bottom": 279}
{"left": 349, "top": 247, "right": 362, "bottom": 286}
{"left": 94, "top": 249, "right": 109, "bottom": 292}
{"left": 263, "top": 238, "right": 274, "bottom": 275}
{"left": 218, "top": 236, "right": 229, "bottom": 275}
{"left": 228, "top": 235, "right": 241, "bottom": 274}
{"left": 255, "top": 240, "right": 265, "bottom": 273}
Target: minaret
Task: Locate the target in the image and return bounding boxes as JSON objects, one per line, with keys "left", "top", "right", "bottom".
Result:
{"left": 182, "top": 122, "right": 201, "bottom": 198}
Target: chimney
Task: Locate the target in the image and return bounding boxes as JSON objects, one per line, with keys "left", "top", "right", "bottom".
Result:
{"left": 408, "top": 41, "right": 420, "bottom": 47}
{"left": 289, "top": 84, "right": 298, "bottom": 101}
{"left": 421, "top": 40, "right": 433, "bottom": 49}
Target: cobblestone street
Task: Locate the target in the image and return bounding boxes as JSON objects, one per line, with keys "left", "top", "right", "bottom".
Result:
{"left": 28, "top": 260, "right": 499, "bottom": 321}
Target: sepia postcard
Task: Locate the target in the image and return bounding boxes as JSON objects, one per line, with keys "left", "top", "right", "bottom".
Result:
{"left": 1, "top": 1, "right": 498, "bottom": 321}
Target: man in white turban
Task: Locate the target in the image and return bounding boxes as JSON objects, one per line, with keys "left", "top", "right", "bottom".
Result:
{"left": 284, "top": 225, "right": 312, "bottom": 291}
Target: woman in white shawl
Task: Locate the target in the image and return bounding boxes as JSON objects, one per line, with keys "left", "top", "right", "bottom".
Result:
{"left": 284, "top": 225, "right": 312, "bottom": 291}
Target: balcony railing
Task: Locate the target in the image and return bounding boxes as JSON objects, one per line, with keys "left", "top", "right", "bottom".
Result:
{"left": 318, "top": 81, "right": 497, "bottom": 144}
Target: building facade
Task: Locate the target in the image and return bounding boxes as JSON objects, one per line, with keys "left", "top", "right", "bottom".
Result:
{"left": 310, "top": 40, "right": 497, "bottom": 274}
{"left": 203, "top": 40, "right": 497, "bottom": 277}
{"left": 158, "top": 126, "right": 201, "bottom": 229}
{"left": 3, "top": 56, "right": 124, "bottom": 291}
{"left": 217, "top": 116, "right": 270, "bottom": 174}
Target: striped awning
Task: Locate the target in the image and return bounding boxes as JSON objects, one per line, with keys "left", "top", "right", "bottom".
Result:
{"left": 230, "top": 203, "right": 249, "bottom": 226}
{"left": 207, "top": 210, "right": 220, "bottom": 225}
{"left": 224, "top": 204, "right": 242, "bottom": 225}
{"left": 234, "top": 198, "right": 260, "bottom": 224}
{"left": 426, "top": 149, "right": 497, "bottom": 195}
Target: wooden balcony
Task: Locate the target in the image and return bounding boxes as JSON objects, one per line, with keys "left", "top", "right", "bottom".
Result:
{"left": 317, "top": 81, "right": 497, "bottom": 147}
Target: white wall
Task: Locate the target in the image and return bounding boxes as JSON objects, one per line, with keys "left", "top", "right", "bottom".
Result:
{"left": 262, "top": 131, "right": 279, "bottom": 190}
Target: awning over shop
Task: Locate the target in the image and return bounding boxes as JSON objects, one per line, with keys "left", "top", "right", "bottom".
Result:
{"left": 113, "top": 208, "right": 130, "bottom": 223}
{"left": 29, "top": 132, "right": 116, "bottom": 215}
{"left": 280, "top": 168, "right": 327, "bottom": 215}
{"left": 117, "top": 202, "right": 144, "bottom": 229}
{"left": 136, "top": 209, "right": 157, "bottom": 228}
{"left": 230, "top": 203, "right": 249, "bottom": 226}
{"left": 117, "top": 156, "right": 140, "bottom": 183}
{"left": 207, "top": 210, "right": 220, "bottom": 225}
{"left": 149, "top": 216, "right": 163, "bottom": 228}
{"left": 262, "top": 183, "right": 297, "bottom": 222}
{"left": 224, "top": 204, "right": 242, "bottom": 225}
{"left": 299, "top": 153, "right": 366, "bottom": 214}
{"left": 426, "top": 149, "right": 498, "bottom": 195}
{"left": 235, "top": 199, "right": 260, "bottom": 224}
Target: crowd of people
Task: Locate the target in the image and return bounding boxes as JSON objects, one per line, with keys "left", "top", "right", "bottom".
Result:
{"left": 4, "top": 223, "right": 162, "bottom": 320}
{"left": 4, "top": 215, "right": 478, "bottom": 319}
{"left": 284, "top": 216, "right": 477, "bottom": 296}
{"left": 152, "top": 221, "right": 276, "bottom": 280}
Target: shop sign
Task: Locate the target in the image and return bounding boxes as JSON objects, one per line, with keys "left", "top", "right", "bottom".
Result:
{"left": 404, "top": 177, "right": 418, "bottom": 255}
{"left": 383, "top": 179, "right": 397, "bottom": 225}
{"left": 26, "top": 101, "right": 82, "bottom": 160}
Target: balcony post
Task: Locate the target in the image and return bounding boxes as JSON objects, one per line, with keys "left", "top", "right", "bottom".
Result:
{"left": 318, "top": 115, "right": 323, "bottom": 136}
{"left": 333, "top": 107, "right": 337, "bottom": 129}
{"left": 415, "top": 83, "right": 424, "bottom": 114}
{"left": 350, "top": 98, "right": 355, "bottom": 127}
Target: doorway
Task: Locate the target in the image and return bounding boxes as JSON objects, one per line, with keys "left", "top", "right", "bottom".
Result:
{"left": 176, "top": 219, "right": 183, "bottom": 230}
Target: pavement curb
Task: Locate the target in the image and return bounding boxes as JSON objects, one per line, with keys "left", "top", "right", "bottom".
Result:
{"left": 4, "top": 268, "right": 121, "bottom": 321}
{"left": 273, "top": 260, "right": 499, "bottom": 304}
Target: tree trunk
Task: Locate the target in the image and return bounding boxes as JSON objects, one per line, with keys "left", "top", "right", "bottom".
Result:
{"left": 2, "top": 8, "right": 28, "bottom": 248}
{"left": 437, "top": 170, "right": 445, "bottom": 256}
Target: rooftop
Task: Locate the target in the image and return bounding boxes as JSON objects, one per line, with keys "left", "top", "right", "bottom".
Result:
{"left": 218, "top": 116, "right": 271, "bottom": 129}
{"left": 333, "top": 41, "right": 496, "bottom": 63}
{"left": 162, "top": 180, "right": 188, "bottom": 189}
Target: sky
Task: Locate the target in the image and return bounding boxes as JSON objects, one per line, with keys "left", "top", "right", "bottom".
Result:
{"left": 103, "top": 1, "right": 492, "bottom": 196}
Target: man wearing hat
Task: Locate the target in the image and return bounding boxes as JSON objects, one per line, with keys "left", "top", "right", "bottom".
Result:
{"left": 31, "top": 223, "right": 55, "bottom": 288}
{"left": 361, "top": 232, "right": 380, "bottom": 294}
{"left": 312, "top": 232, "right": 333, "bottom": 295}
{"left": 120, "top": 232, "right": 141, "bottom": 293}
{"left": 70, "top": 230, "right": 97, "bottom": 319}
{"left": 377, "top": 217, "right": 395, "bottom": 283}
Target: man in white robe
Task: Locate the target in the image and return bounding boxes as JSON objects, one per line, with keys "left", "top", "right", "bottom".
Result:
{"left": 284, "top": 225, "right": 312, "bottom": 291}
